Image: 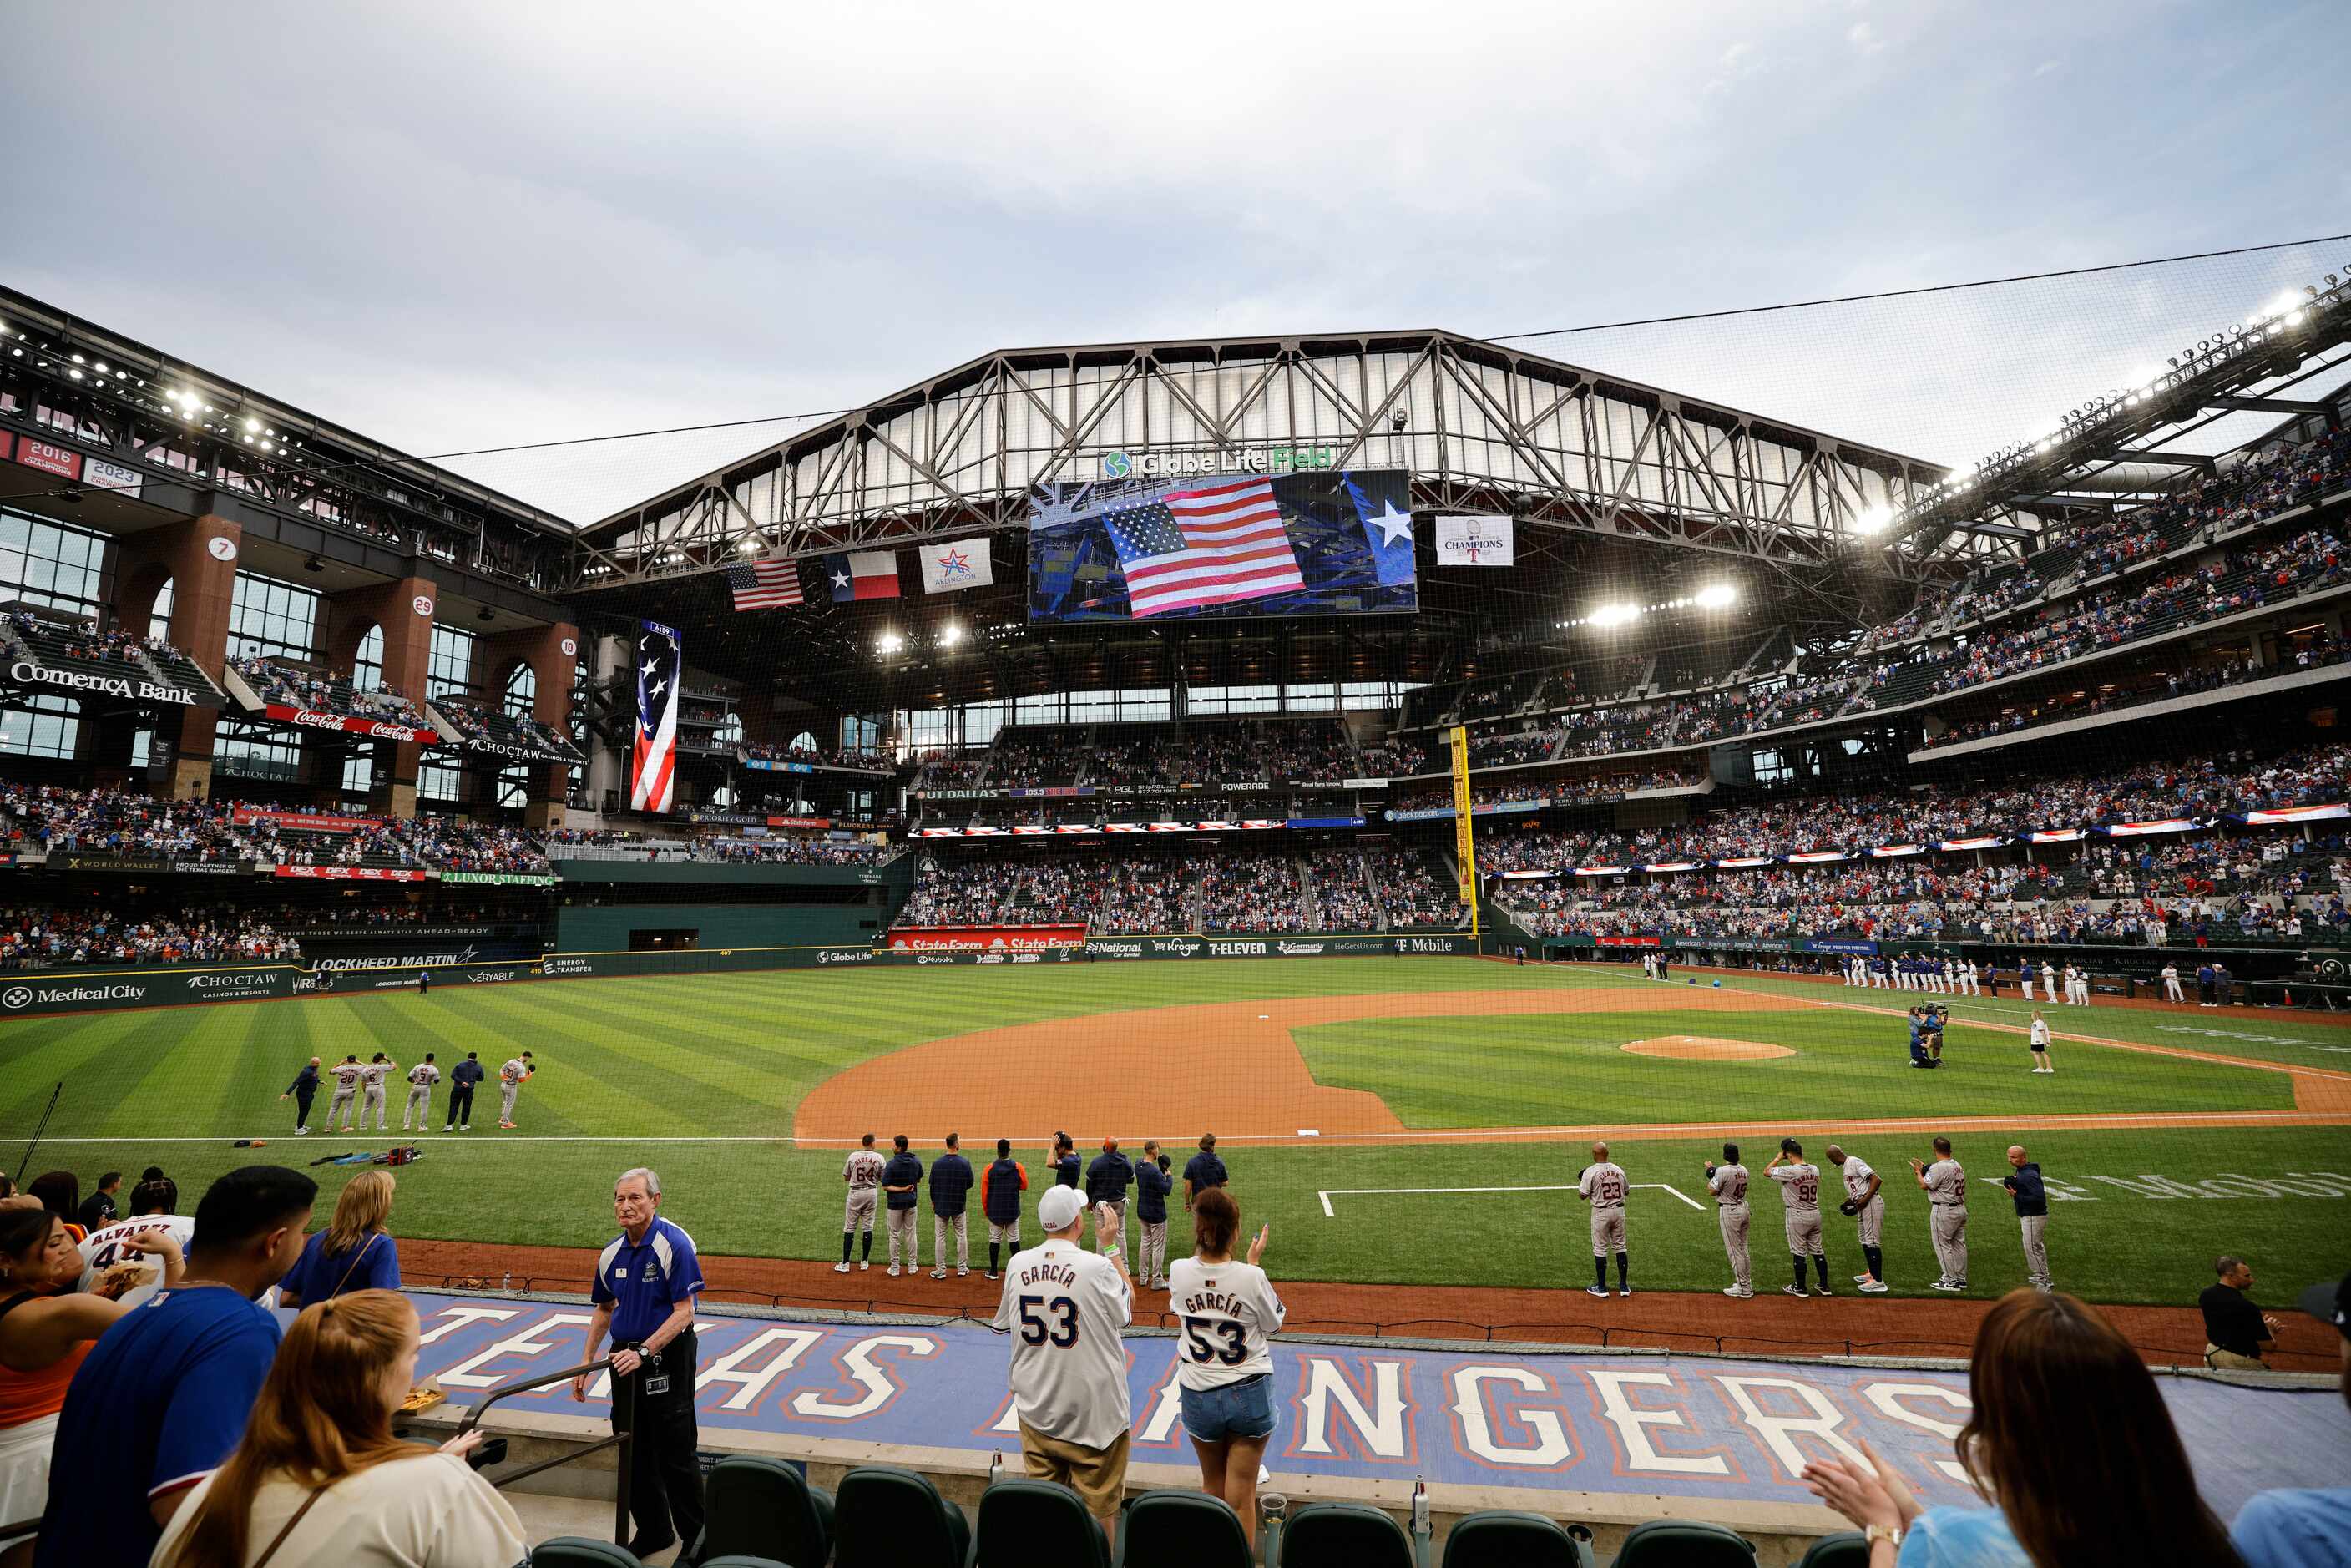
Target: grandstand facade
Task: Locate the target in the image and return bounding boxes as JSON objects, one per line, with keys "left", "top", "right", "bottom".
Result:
{"left": 3, "top": 272, "right": 2349, "bottom": 982}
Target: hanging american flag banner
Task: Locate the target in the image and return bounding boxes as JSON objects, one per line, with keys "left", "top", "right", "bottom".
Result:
{"left": 631, "top": 620, "right": 682, "bottom": 813}
{"left": 725, "top": 558, "right": 805, "bottom": 610}
{"left": 1102, "top": 478, "right": 1305, "bottom": 617}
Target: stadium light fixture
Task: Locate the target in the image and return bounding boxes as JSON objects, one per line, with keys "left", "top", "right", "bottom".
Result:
{"left": 1695, "top": 584, "right": 1737, "bottom": 609}
{"left": 939, "top": 624, "right": 963, "bottom": 647}
{"left": 1589, "top": 603, "right": 1639, "bottom": 628}
{"left": 736, "top": 534, "right": 762, "bottom": 554}
{"left": 242, "top": 417, "right": 260, "bottom": 434}
{"left": 1853, "top": 505, "right": 1892, "bottom": 534}
{"left": 877, "top": 631, "right": 905, "bottom": 655}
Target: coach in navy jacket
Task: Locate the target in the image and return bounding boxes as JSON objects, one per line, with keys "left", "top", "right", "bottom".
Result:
{"left": 927, "top": 1133, "right": 974, "bottom": 1277}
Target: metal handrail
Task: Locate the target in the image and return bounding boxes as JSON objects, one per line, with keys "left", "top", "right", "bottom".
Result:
{"left": 451, "top": 1355, "right": 635, "bottom": 1545}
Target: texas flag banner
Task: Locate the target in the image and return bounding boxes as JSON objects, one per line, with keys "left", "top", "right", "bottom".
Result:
{"left": 919, "top": 538, "right": 994, "bottom": 594}
{"left": 630, "top": 620, "right": 682, "bottom": 814}
{"left": 822, "top": 550, "right": 902, "bottom": 602}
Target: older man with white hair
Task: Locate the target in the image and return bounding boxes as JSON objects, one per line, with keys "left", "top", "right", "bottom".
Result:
{"left": 573, "top": 1167, "right": 705, "bottom": 1560}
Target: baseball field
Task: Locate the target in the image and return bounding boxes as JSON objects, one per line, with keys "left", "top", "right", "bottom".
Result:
{"left": 4, "top": 956, "right": 2348, "bottom": 1308}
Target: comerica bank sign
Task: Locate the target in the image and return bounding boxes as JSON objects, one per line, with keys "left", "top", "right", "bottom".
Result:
{"left": 8, "top": 660, "right": 200, "bottom": 706}
{"left": 1101, "top": 446, "right": 1338, "bottom": 479}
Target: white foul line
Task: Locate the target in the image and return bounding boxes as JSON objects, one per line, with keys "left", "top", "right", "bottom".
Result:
{"left": 1316, "top": 1181, "right": 1705, "bottom": 1217}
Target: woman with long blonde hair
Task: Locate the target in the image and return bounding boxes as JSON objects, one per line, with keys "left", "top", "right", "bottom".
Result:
{"left": 149, "top": 1290, "right": 523, "bottom": 1567}
{"left": 277, "top": 1171, "right": 400, "bottom": 1308}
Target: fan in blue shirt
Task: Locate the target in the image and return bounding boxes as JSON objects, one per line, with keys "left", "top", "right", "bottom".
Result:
{"left": 35, "top": 1166, "right": 318, "bottom": 1568}
{"left": 277, "top": 1168, "right": 402, "bottom": 1307}
{"left": 2231, "top": 1270, "right": 2351, "bottom": 1568}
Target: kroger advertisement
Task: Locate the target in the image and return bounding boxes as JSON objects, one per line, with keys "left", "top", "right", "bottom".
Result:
{"left": 1028, "top": 468, "right": 1417, "bottom": 624}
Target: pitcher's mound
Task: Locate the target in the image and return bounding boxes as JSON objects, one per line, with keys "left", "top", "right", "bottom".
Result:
{"left": 1621, "top": 1035, "right": 1794, "bottom": 1061}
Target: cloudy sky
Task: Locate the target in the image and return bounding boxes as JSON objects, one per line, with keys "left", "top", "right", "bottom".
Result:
{"left": 5, "top": 2, "right": 2344, "bottom": 521}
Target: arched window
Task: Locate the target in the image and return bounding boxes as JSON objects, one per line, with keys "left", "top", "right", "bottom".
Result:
{"left": 148, "top": 580, "right": 175, "bottom": 642}
{"left": 504, "top": 663, "right": 537, "bottom": 720}
{"left": 352, "top": 625, "right": 384, "bottom": 690}
{"left": 717, "top": 711, "right": 743, "bottom": 746}
{"left": 710, "top": 784, "right": 736, "bottom": 810}
{"left": 789, "top": 730, "right": 818, "bottom": 754}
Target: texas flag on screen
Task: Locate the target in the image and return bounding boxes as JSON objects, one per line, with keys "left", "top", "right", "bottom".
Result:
{"left": 1347, "top": 477, "right": 1418, "bottom": 588}
{"left": 822, "top": 550, "right": 901, "bottom": 602}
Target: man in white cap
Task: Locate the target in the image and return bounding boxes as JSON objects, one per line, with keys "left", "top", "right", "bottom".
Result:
{"left": 991, "top": 1182, "right": 1135, "bottom": 1544}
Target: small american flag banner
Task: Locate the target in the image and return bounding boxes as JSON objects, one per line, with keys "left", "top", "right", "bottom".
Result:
{"left": 726, "top": 559, "right": 805, "bottom": 610}
{"left": 1102, "top": 478, "right": 1305, "bottom": 617}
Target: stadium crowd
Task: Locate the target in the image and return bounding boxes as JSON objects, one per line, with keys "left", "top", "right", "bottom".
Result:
{"left": 0, "top": 905, "right": 300, "bottom": 969}
{"left": 229, "top": 656, "right": 432, "bottom": 730}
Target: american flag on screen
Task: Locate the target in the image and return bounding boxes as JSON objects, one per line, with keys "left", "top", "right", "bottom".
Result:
{"left": 725, "top": 558, "right": 804, "bottom": 610}
{"left": 630, "top": 620, "right": 681, "bottom": 814}
{"left": 1102, "top": 478, "right": 1305, "bottom": 617}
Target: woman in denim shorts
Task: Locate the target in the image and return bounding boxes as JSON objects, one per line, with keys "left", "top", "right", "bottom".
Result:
{"left": 1166, "top": 1187, "right": 1288, "bottom": 1547}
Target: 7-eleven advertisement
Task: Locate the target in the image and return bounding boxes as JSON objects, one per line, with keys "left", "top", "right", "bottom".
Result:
{"left": 886, "top": 926, "right": 1086, "bottom": 954}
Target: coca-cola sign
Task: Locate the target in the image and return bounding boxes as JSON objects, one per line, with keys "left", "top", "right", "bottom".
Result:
{"left": 263, "top": 704, "right": 433, "bottom": 743}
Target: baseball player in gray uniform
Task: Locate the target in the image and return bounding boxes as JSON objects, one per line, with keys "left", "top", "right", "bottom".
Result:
{"left": 1766, "top": 1140, "right": 1833, "bottom": 1297}
{"left": 1910, "top": 1136, "right": 1969, "bottom": 1291}
{"left": 1705, "top": 1143, "right": 1752, "bottom": 1297}
{"left": 326, "top": 1055, "right": 364, "bottom": 1132}
{"left": 497, "top": 1051, "right": 533, "bottom": 1128}
{"left": 1827, "top": 1145, "right": 1888, "bottom": 1292}
{"left": 837, "top": 1131, "right": 885, "bottom": 1272}
{"left": 358, "top": 1053, "right": 396, "bottom": 1132}
{"left": 1576, "top": 1141, "right": 1631, "bottom": 1297}
{"left": 402, "top": 1053, "right": 440, "bottom": 1131}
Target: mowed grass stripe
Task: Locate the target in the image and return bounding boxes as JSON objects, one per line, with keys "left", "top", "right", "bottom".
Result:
{"left": 1293, "top": 1009, "right": 2296, "bottom": 1129}
{"left": 0, "top": 1007, "right": 170, "bottom": 1132}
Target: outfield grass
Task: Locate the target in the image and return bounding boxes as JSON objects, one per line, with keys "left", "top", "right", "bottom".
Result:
{"left": 1293, "top": 1009, "right": 2292, "bottom": 1125}
{"left": 3, "top": 958, "right": 2346, "bottom": 1307}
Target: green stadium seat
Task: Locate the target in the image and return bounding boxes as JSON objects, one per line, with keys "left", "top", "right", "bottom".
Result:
{"left": 702, "top": 1557, "right": 797, "bottom": 1568}
{"left": 1441, "top": 1509, "right": 1594, "bottom": 1568}
{"left": 1797, "top": 1530, "right": 1871, "bottom": 1568}
{"left": 976, "top": 1477, "right": 1109, "bottom": 1568}
{"left": 1610, "top": 1518, "right": 1757, "bottom": 1568}
{"left": 695, "top": 1454, "right": 834, "bottom": 1567}
{"left": 1272, "top": 1500, "right": 1418, "bottom": 1568}
{"left": 1117, "top": 1490, "right": 1252, "bottom": 1568}
{"left": 833, "top": 1464, "right": 973, "bottom": 1568}
{"left": 528, "top": 1540, "right": 642, "bottom": 1568}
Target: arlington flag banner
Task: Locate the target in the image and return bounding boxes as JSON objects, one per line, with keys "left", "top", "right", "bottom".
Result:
{"left": 920, "top": 537, "right": 994, "bottom": 594}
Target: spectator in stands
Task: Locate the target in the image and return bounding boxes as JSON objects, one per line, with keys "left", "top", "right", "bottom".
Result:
{"left": 2201, "top": 1254, "right": 2279, "bottom": 1370}
{"left": 1170, "top": 1188, "right": 1286, "bottom": 1549}
{"left": 23, "top": 1177, "right": 82, "bottom": 1247}
{"left": 277, "top": 1171, "right": 402, "bottom": 1308}
{"left": 34, "top": 1166, "right": 317, "bottom": 1568}
{"left": 149, "top": 1289, "right": 524, "bottom": 1568}
{"left": 2231, "top": 1267, "right": 2351, "bottom": 1567}
{"left": 75, "top": 1173, "right": 120, "bottom": 1234}
{"left": 129, "top": 1166, "right": 178, "bottom": 1216}
{"left": 991, "top": 1186, "right": 1135, "bottom": 1545}
{"left": 1801, "top": 1288, "right": 2239, "bottom": 1567}
{"left": 0, "top": 1207, "right": 184, "bottom": 1553}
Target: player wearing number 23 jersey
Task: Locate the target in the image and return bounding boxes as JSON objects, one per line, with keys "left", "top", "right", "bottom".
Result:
{"left": 1167, "top": 1252, "right": 1286, "bottom": 1388}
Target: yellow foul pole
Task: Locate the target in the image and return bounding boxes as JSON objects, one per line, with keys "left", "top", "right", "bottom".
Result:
{"left": 1449, "top": 723, "right": 1479, "bottom": 942}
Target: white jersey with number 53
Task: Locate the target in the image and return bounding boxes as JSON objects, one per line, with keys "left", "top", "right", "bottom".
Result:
{"left": 991, "top": 1237, "right": 1133, "bottom": 1449}
{"left": 1166, "top": 1254, "right": 1286, "bottom": 1389}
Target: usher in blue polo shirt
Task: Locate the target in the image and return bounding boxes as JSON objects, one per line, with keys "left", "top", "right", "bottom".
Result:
{"left": 35, "top": 1285, "right": 283, "bottom": 1568}
{"left": 592, "top": 1216, "right": 705, "bottom": 1343}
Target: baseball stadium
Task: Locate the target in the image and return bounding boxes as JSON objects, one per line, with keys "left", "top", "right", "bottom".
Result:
{"left": 5, "top": 255, "right": 2351, "bottom": 1559}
